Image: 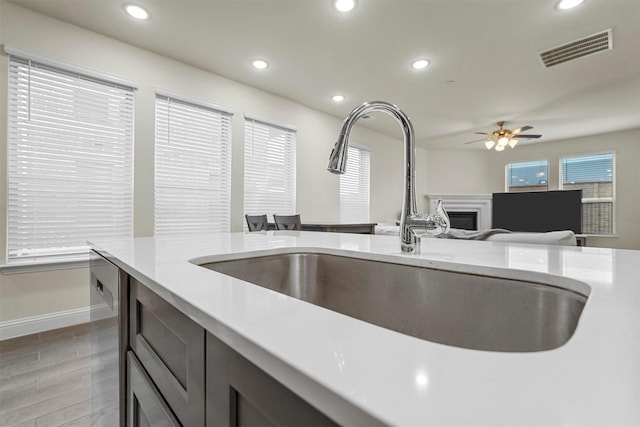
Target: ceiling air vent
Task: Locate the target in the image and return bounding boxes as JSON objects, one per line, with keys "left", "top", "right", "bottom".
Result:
{"left": 539, "top": 29, "right": 612, "bottom": 67}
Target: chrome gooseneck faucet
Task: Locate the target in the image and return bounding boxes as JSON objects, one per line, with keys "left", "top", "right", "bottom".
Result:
{"left": 327, "top": 101, "right": 450, "bottom": 253}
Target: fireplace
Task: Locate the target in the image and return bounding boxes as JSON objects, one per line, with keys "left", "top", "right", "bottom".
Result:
{"left": 448, "top": 211, "right": 478, "bottom": 231}
{"left": 426, "top": 194, "right": 492, "bottom": 231}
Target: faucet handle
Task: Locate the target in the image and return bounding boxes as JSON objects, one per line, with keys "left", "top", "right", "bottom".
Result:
{"left": 433, "top": 199, "right": 450, "bottom": 234}
{"left": 423, "top": 214, "right": 448, "bottom": 236}
{"left": 418, "top": 199, "right": 450, "bottom": 236}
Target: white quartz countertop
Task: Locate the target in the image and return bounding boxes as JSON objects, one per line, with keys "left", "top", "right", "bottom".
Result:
{"left": 90, "top": 231, "right": 640, "bottom": 426}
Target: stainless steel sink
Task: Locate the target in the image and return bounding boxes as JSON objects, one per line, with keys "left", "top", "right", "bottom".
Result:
{"left": 199, "top": 252, "right": 588, "bottom": 352}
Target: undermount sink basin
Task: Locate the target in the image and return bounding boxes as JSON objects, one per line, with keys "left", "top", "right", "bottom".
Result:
{"left": 199, "top": 252, "right": 588, "bottom": 352}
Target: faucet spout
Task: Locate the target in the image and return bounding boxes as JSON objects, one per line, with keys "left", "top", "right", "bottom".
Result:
{"left": 327, "top": 101, "right": 449, "bottom": 253}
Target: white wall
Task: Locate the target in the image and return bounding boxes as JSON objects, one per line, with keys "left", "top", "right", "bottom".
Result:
{"left": 426, "top": 149, "right": 493, "bottom": 195}
{"left": 0, "top": 1, "right": 426, "bottom": 325}
{"left": 0, "top": 269, "right": 88, "bottom": 322}
{"left": 370, "top": 137, "right": 429, "bottom": 222}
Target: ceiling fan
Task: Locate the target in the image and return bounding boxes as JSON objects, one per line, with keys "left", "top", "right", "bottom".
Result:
{"left": 465, "top": 121, "right": 542, "bottom": 151}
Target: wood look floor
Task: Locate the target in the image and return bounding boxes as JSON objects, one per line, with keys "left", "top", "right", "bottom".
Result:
{"left": 0, "top": 323, "right": 116, "bottom": 427}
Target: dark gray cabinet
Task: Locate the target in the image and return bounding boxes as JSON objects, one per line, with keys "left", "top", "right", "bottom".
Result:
{"left": 129, "top": 278, "right": 205, "bottom": 427}
{"left": 206, "top": 333, "right": 338, "bottom": 427}
{"left": 127, "top": 351, "right": 180, "bottom": 427}
{"left": 122, "top": 270, "right": 339, "bottom": 427}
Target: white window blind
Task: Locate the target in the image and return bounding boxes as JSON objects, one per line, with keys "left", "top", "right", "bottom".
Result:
{"left": 507, "top": 160, "right": 549, "bottom": 192}
{"left": 154, "top": 94, "right": 232, "bottom": 235}
{"left": 561, "top": 153, "right": 614, "bottom": 235}
{"left": 243, "top": 117, "right": 296, "bottom": 223}
{"left": 7, "top": 56, "right": 134, "bottom": 262}
{"left": 340, "top": 146, "right": 370, "bottom": 223}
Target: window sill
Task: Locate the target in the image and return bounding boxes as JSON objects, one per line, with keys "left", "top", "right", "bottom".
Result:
{"left": 0, "top": 257, "right": 89, "bottom": 274}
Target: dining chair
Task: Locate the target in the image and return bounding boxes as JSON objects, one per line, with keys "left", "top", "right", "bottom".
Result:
{"left": 273, "top": 214, "right": 302, "bottom": 231}
{"left": 245, "top": 214, "right": 269, "bottom": 231}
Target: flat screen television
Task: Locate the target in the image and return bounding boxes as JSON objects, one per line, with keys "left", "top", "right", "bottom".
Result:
{"left": 492, "top": 190, "right": 582, "bottom": 233}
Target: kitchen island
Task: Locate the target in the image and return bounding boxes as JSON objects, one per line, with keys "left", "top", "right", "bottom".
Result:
{"left": 90, "top": 231, "right": 640, "bottom": 426}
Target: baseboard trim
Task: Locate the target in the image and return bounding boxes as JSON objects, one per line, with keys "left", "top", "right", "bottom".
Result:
{"left": 0, "top": 306, "right": 91, "bottom": 341}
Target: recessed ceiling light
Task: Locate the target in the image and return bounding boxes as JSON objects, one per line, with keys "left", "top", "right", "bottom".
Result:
{"left": 411, "top": 59, "right": 430, "bottom": 70}
{"left": 556, "top": 0, "right": 585, "bottom": 10}
{"left": 251, "top": 59, "right": 268, "bottom": 70}
{"left": 333, "top": 0, "right": 356, "bottom": 12}
{"left": 124, "top": 4, "right": 150, "bottom": 20}
{"left": 332, "top": 95, "right": 345, "bottom": 102}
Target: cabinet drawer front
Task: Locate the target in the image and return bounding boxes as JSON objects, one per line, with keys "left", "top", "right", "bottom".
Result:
{"left": 130, "top": 279, "right": 204, "bottom": 426}
{"left": 127, "top": 351, "right": 181, "bottom": 427}
{"left": 206, "top": 333, "right": 338, "bottom": 427}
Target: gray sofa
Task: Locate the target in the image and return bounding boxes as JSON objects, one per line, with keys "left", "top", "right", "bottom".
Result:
{"left": 374, "top": 225, "right": 577, "bottom": 246}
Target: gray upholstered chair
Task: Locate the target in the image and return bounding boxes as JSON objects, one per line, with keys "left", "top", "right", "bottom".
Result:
{"left": 245, "top": 214, "right": 269, "bottom": 231}
{"left": 273, "top": 214, "right": 302, "bottom": 231}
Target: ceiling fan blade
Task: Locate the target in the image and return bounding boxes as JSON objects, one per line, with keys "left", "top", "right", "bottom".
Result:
{"left": 512, "top": 125, "right": 533, "bottom": 135}
{"left": 464, "top": 138, "right": 486, "bottom": 145}
{"left": 516, "top": 134, "right": 542, "bottom": 139}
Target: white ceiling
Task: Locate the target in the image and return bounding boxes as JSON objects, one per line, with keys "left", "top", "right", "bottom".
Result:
{"left": 8, "top": 0, "right": 640, "bottom": 149}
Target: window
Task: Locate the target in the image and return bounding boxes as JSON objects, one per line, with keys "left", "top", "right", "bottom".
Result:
{"left": 507, "top": 160, "right": 549, "bottom": 192}
{"left": 154, "top": 94, "right": 232, "bottom": 236}
{"left": 340, "top": 145, "right": 370, "bottom": 222}
{"left": 561, "top": 153, "right": 614, "bottom": 235}
{"left": 7, "top": 54, "right": 134, "bottom": 262}
{"left": 243, "top": 117, "right": 296, "bottom": 224}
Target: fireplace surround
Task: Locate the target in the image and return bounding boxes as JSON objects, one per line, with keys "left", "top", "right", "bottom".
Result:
{"left": 426, "top": 194, "right": 492, "bottom": 231}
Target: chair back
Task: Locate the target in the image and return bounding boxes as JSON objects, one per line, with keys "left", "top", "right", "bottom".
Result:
{"left": 245, "top": 214, "right": 269, "bottom": 231}
{"left": 273, "top": 214, "right": 302, "bottom": 231}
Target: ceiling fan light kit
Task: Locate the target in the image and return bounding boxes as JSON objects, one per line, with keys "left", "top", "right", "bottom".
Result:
{"left": 484, "top": 136, "right": 519, "bottom": 151}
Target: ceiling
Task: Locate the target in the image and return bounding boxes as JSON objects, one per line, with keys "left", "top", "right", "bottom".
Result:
{"left": 7, "top": 0, "right": 640, "bottom": 150}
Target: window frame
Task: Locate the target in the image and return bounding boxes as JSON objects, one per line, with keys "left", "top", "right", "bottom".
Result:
{"left": 505, "top": 159, "right": 550, "bottom": 192}
{"left": 559, "top": 151, "right": 616, "bottom": 236}
{"left": 5, "top": 51, "right": 135, "bottom": 266}
{"left": 153, "top": 91, "right": 233, "bottom": 236}
{"left": 242, "top": 115, "right": 297, "bottom": 226}
{"left": 339, "top": 144, "right": 371, "bottom": 223}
